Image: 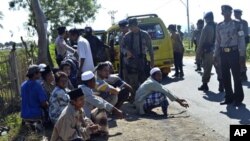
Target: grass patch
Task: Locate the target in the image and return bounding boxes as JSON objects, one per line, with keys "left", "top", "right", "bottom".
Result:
{"left": 0, "top": 113, "right": 22, "bottom": 141}
{"left": 0, "top": 113, "right": 52, "bottom": 141}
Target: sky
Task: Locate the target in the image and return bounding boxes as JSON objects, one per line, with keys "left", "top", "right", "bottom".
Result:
{"left": 0, "top": 0, "right": 250, "bottom": 43}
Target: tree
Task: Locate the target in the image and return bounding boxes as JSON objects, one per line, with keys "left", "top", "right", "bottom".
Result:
{"left": 0, "top": 11, "right": 3, "bottom": 29}
{"left": 9, "top": 0, "right": 100, "bottom": 64}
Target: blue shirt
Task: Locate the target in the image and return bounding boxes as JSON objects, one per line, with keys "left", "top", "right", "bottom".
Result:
{"left": 21, "top": 80, "right": 47, "bottom": 119}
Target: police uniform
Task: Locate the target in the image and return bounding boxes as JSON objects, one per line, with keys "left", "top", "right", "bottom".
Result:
{"left": 197, "top": 12, "right": 222, "bottom": 91}
{"left": 234, "top": 9, "right": 249, "bottom": 81}
{"left": 192, "top": 19, "right": 204, "bottom": 71}
{"left": 122, "top": 18, "right": 154, "bottom": 99}
{"left": 215, "top": 5, "right": 245, "bottom": 106}
{"left": 55, "top": 27, "right": 75, "bottom": 65}
{"left": 118, "top": 19, "right": 129, "bottom": 79}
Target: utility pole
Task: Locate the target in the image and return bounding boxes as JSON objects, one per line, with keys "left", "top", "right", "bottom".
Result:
{"left": 186, "top": 0, "right": 191, "bottom": 49}
{"left": 108, "top": 10, "right": 117, "bottom": 25}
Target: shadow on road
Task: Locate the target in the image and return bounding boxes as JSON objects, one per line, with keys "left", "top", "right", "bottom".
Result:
{"left": 202, "top": 91, "right": 225, "bottom": 103}
{"left": 220, "top": 104, "right": 250, "bottom": 124}
{"left": 162, "top": 76, "right": 184, "bottom": 85}
{"left": 242, "top": 81, "right": 250, "bottom": 88}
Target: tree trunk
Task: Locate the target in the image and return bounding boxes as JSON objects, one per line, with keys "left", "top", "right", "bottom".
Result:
{"left": 31, "top": 0, "right": 48, "bottom": 64}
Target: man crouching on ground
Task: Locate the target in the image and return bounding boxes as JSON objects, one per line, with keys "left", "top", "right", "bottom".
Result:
{"left": 134, "top": 67, "right": 189, "bottom": 116}
{"left": 51, "top": 88, "right": 99, "bottom": 141}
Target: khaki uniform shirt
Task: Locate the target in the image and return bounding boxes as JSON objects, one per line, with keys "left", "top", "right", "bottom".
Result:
{"left": 197, "top": 22, "right": 216, "bottom": 56}
{"left": 191, "top": 29, "right": 202, "bottom": 46}
{"left": 122, "top": 30, "right": 154, "bottom": 62}
{"left": 55, "top": 35, "right": 74, "bottom": 57}
{"left": 215, "top": 20, "right": 246, "bottom": 57}
{"left": 50, "top": 103, "right": 93, "bottom": 141}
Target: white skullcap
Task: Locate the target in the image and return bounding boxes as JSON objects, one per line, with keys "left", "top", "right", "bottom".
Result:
{"left": 150, "top": 67, "right": 161, "bottom": 75}
{"left": 38, "top": 63, "right": 47, "bottom": 72}
{"left": 81, "top": 71, "right": 95, "bottom": 81}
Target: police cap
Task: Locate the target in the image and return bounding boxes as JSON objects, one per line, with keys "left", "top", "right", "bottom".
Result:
{"left": 204, "top": 11, "right": 214, "bottom": 19}
{"left": 118, "top": 19, "right": 128, "bottom": 27}
{"left": 57, "top": 26, "right": 66, "bottom": 35}
{"left": 234, "top": 9, "right": 242, "bottom": 14}
{"left": 221, "top": 5, "right": 233, "bottom": 12}
{"left": 128, "top": 18, "right": 138, "bottom": 27}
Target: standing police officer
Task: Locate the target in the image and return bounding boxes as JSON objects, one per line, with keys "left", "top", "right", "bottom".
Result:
{"left": 197, "top": 12, "right": 220, "bottom": 92}
{"left": 191, "top": 19, "right": 204, "bottom": 71}
{"left": 122, "top": 18, "right": 154, "bottom": 101}
{"left": 215, "top": 5, "right": 245, "bottom": 106}
{"left": 118, "top": 19, "right": 129, "bottom": 80}
{"left": 55, "top": 27, "right": 75, "bottom": 66}
{"left": 234, "top": 9, "right": 249, "bottom": 81}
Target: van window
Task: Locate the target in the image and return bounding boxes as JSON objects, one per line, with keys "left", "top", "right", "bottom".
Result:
{"left": 139, "top": 24, "right": 164, "bottom": 40}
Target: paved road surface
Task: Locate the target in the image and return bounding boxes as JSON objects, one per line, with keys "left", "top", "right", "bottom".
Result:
{"left": 163, "top": 57, "right": 250, "bottom": 140}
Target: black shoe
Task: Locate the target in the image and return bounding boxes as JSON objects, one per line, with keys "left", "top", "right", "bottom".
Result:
{"left": 198, "top": 83, "right": 209, "bottom": 91}
{"left": 172, "top": 73, "right": 179, "bottom": 77}
{"left": 195, "top": 68, "right": 201, "bottom": 71}
{"left": 220, "top": 100, "right": 233, "bottom": 105}
{"left": 218, "top": 83, "right": 224, "bottom": 93}
{"left": 233, "top": 101, "right": 243, "bottom": 107}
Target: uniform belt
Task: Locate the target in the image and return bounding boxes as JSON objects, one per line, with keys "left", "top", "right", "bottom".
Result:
{"left": 221, "top": 46, "right": 238, "bottom": 53}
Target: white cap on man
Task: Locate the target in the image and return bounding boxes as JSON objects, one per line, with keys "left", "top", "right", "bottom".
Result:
{"left": 81, "top": 71, "right": 95, "bottom": 81}
{"left": 150, "top": 67, "right": 161, "bottom": 76}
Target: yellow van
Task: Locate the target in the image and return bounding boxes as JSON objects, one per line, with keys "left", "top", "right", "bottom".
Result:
{"left": 106, "top": 14, "right": 174, "bottom": 76}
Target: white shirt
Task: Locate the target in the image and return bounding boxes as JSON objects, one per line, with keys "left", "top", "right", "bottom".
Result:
{"left": 77, "top": 36, "right": 94, "bottom": 73}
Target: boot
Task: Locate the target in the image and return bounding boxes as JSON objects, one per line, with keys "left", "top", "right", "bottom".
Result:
{"left": 195, "top": 64, "right": 201, "bottom": 72}
{"left": 198, "top": 83, "right": 209, "bottom": 91}
{"left": 179, "top": 72, "right": 184, "bottom": 78}
{"left": 241, "top": 72, "right": 248, "bottom": 82}
{"left": 172, "top": 73, "right": 179, "bottom": 77}
{"left": 218, "top": 81, "right": 224, "bottom": 92}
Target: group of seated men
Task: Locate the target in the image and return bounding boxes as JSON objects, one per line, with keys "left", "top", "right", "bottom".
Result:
{"left": 20, "top": 60, "right": 189, "bottom": 141}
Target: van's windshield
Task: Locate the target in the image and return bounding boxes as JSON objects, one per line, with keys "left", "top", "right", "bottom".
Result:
{"left": 139, "top": 23, "right": 164, "bottom": 40}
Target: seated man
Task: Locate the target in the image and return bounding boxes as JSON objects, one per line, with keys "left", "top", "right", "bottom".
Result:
{"left": 40, "top": 64, "right": 55, "bottom": 124}
{"left": 21, "top": 65, "right": 48, "bottom": 123}
{"left": 59, "top": 61, "right": 75, "bottom": 90}
{"left": 105, "top": 61, "right": 133, "bottom": 107}
{"left": 95, "top": 62, "right": 120, "bottom": 106}
{"left": 79, "top": 71, "right": 123, "bottom": 135}
{"left": 49, "top": 71, "right": 70, "bottom": 124}
{"left": 41, "top": 65, "right": 55, "bottom": 99}
{"left": 134, "top": 67, "right": 189, "bottom": 116}
{"left": 51, "top": 88, "right": 99, "bottom": 141}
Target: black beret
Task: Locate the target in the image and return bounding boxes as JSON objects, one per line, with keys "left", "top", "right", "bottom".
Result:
{"left": 128, "top": 18, "right": 138, "bottom": 26}
{"left": 221, "top": 5, "right": 232, "bottom": 12}
{"left": 118, "top": 19, "right": 128, "bottom": 27}
{"left": 204, "top": 11, "right": 214, "bottom": 19}
{"left": 168, "top": 24, "right": 176, "bottom": 31}
{"left": 69, "top": 28, "right": 80, "bottom": 35}
{"left": 68, "top": 88, "right": 84, "bottom": 100}
{"left": 197, "top": 19, "right": 204, "bottom": 24}
{"left": 234, "top": 9, "right": 242, "bottom": 14}
{"left": 85, "top": 26, "right": 92, "bottom": 33}
{"left": 57, "top": 27, "right": 66, "bottom": 35}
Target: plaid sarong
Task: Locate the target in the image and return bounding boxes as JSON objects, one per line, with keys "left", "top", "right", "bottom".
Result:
{"left": 143, "top": 92, "right": 166, "bottom": 110}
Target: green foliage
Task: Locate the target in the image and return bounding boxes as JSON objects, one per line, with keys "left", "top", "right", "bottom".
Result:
{"left": 9, "top": 0, "right": 100, "bottom": 40}
{"left": 247, "top": 43, "right": 250, "bottom": 61}
{"left": 0, "top": 11, "right": 3, "bottom": 28}
{"left": 49, "top": 43, "right": 57, "bottom": 67}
